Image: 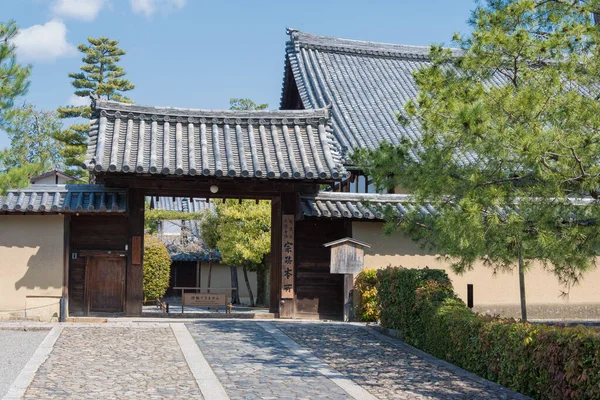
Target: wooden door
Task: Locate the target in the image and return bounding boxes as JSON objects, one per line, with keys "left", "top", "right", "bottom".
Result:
{"left": 86, "top": 256, "right": 126, "bottom": 314}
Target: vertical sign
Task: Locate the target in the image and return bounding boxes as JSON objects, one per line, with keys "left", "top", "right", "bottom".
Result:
{"left": 281, "top": 214, "right": 294, "bottom": 299}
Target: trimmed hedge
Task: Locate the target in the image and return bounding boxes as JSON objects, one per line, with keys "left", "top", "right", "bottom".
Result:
{"left": 143, "top": 234, "right": 171, "bottom": 301}
{"left": 355, "top": 269, "right": 379, "bottom": 322}
{"left": 373, "top": 267, "right": 600, "bottom": 400}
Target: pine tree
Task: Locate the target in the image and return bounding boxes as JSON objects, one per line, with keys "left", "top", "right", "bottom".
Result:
{"left": 354, "top": 0, "right": 600, "bottom": 321}
{"left": 55, "top": 37, "right": 134, "bottom": 177}
{"left": 0, "top": 20, "right": 30, "bottom": 125}
{"left": 0, "top": 20, "right": 34, "bottom": 194}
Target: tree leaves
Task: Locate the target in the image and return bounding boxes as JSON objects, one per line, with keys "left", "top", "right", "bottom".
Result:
{"left": 354, "top": 0, "right": 600, "bottom": 287}
{"left": 54, "top": 36, "right": 134, "bottom": 177}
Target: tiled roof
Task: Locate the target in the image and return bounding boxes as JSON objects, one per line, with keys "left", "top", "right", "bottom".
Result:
{"left": 280, "top": 29, "right": 490, "bottom": 160}
{"left": 300, "top": 192, "right": 436, "bottom": 220}
{"left": 151, "top": 197, "right": 221, "bottom": 262}
{"left": 0, "top": 185, "right": 127, "bottom": 214}
{"left": 85, "top": 99, "right": 346, "bottom": 181}
{"left": 152, "top": 197, "right": 213, "bottom": 214}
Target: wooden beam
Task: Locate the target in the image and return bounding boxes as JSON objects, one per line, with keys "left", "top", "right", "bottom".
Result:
{"left": 270, "top": 196, "right": 282, "bottom": 314}
{"left": 126, "top": 189, "right": 144, "bottom": 316}
{"left": 61, "top": 214, "right": 71, "bottom": 321}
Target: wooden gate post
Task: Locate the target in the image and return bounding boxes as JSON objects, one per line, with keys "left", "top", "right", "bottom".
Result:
{"left": 126, "top": 189, "right": 144, "bottom": 316}
{"left": 269, "top": 196, "right": 282, "bottom": 314}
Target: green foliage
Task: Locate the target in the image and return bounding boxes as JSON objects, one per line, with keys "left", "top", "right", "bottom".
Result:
{"left": 354, "top": 1, "right": 600, "bottom": 295}
{"left": 354, "top": 269, "right": 379, "bottom": 322}
{"left": 0, "top": 163, "right": 44, "bottom": 194}
{"left": 55, "top": 37, "right": 134, "bottom": 177}
{"left": 375, "top": 266, "right": 600, "bottom": 399}
{"left": 143, "top": 234, "right": 171, "bottom": 301}
{"left": 229, "top": 98, "right": 268, "bottom": 111}
{"left": 198, "top": 210, "right": 219, "bottom": 250}
{"left": 0, "top": 104, "right": 65, "bottom": 194}
{"left": 376, "top": 267, "right": 451, "bottom": 342}
{"left": 0, "top": 20, "right": 30, "bottom": 124}
{"left": 215, "top": 199, "right": 271, "bottom": 268}
{"left": 1, "top": 104, "right": 65, "bottom": 169}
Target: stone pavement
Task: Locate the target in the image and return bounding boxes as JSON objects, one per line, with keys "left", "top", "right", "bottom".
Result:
{"left": 0, "top": 320, "right": 530, "bottom": 400}
{"left": 277, "top": 322, "right": 525, "bottom": 400}
{"left": 22, "top": 326, "right": 203, "bottom": 399}
{"left": 186, "top": 321, "right": 351, "bottom": 399}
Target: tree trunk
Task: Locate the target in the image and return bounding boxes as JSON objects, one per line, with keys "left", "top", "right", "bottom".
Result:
{"left": 518, "top": 244, "right": 527, "bottom": 322}
{"left": 256, "top": 264, "right": 267, "bottom": 307}
{"left": 243, "top": 265, "right": 255, "bottom": 307}
{"left": 195, "top": 260, "right": 200, "bottom": 289}
{"left": 230, "top": 265, "right": 240, "bottom": 304}
{"left": 207, "top": 259, "right": 213, "bottom": 293}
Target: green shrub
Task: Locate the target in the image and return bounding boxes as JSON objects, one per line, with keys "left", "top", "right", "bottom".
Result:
{"left": 143, "top": 234, "right": 171, "bottom": 301}
{"left": 355, "top": 269, "right": 379, "bottom": 322}
{"left": 376, "top": 266, "right": 450, "bottom": 342}
{"left": 375, "top": 266, "right": 600, "bottom": 400}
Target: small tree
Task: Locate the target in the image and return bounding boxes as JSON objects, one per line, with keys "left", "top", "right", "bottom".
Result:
{"left": 215, "top": 199, "right": 271, "bottom": 307}
{"left": 198, "top": 210, "right": 221, "bottom": 292}
{"left": 143, "top": 234, "right": 171, "bottom": 301}
{"left": 354, "top": 0, "right": 600, "bottom": 321}
{"left": 55, "top": 37, "right": 134, "bottom": 177}
{"left": 2, "top": 104, "right": 64, "bottom": 169}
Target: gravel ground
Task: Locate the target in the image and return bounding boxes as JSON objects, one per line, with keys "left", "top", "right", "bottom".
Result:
{"left": 0, "top": 329, "right": 50, "bottom": 398}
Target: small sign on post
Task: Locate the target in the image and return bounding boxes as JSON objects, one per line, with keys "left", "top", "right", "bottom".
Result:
{"left": 324, "top": 238, "right": 371, "bottom": 322}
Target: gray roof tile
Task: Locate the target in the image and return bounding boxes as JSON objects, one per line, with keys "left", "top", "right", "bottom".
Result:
{"left": 152, "top": 197, "right": 213, "bottom": 214}
{"left": 280, "top": 29, "right": 461, "bottom": 157}
{"left": 85, "top": 99, "right": 347, "bottom": 181}
{"left": 0, "top": 185, "right": 127, "bottom": 214}
{"left": 300, "top": 192, "right": 434, "bottom": 220}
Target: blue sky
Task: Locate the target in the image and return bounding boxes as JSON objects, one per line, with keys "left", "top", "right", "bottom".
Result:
{"left": 2, "top": 0, "right": 475, "bottom": 149}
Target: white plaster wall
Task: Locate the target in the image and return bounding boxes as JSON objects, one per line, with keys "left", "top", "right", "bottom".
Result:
{"left": 198, "top": 262, "right": 258, "bottom": 305}
{"left": 0, "top": 215, "right": 64, "bottom": 321}
{"left": 352, "top": 221, "right": 600, "bottom": 318}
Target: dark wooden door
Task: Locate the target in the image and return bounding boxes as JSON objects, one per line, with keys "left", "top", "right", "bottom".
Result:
{"left": 295, "top": 220, "right": 347, "bottom": 319}
{"left": 86, "top": 256, "right": 126, "bottom": 314}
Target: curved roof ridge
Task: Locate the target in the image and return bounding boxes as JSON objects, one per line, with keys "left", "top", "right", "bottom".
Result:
{"left": 93, "top": 99, "right": 331, "bottom": 119}
{"left": 286, "top": 28, "right": 462, "bottom": 59}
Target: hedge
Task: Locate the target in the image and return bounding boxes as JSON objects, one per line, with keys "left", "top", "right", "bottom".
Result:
{"left": 354, "top": 269, "right": 378, "bottom": 322}
{"left": 369, "top": 266, "right": 600, "bottom": 400}
{"left": 143, "top": 234, "right": 172, "bottom": 301}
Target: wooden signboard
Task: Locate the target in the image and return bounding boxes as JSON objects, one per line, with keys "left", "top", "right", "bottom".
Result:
{"left": 131, "top": 235, "right": 142, "bottom": 265}
{"left": 281, "top": 214, "right": 294, "bottom": 299}
{"left": 324, "top": 238, "right": 371, "bottom": 274}
{"left": 184, "top": 293, "right": 226, "bottom": 307}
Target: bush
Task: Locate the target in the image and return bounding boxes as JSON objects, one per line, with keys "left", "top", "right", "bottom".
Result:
{"left": 376, "top": 266, "right": 450, "bottom": 342}
{"left": 375, "top": 266, "right": 600, "bottom": 400}
{"left": 143, "top": 234, "right": 171, "bottom": 301}
{"left": 355, "top": 269, "right": 379, "bottom": 322}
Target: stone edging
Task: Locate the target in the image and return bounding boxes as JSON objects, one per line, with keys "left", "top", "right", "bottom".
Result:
{"left": 3, "top": 326, "right": 63, "bottom": 400}
{"left": 366, "top": 325, "right": 532, "bottom": 400}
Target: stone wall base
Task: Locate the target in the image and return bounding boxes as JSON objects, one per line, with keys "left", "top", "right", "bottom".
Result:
{"left": 473, "top": 303, "right": 600, "bottom": 321}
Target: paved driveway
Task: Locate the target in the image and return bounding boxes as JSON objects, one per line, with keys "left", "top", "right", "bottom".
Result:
{"left": 1, "top": 321, "right": 529, "bottom": 400}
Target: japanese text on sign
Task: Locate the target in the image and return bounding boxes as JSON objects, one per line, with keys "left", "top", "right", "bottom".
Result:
{"left": 281, "top": 214, "right": 294, "bottom": 299}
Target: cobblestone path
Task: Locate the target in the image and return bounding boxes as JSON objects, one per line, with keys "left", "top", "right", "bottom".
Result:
{"left": 277, "top": 323, "right": 525, "bottom": 400}
{"left": 186, "top": 321, "right": 351, "bottom": 400}
{"left": 6, "top": 321, "right": 530, "bottom": 400}
{"left": 23, "top": 326, "right": 203, "bottom": 400}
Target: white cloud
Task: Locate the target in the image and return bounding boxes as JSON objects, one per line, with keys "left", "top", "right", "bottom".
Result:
{"left": 13, "top": 20, "right": 76, "bottom": 62}
{"left": 130, "top": 0, "right": 186, "bottom": 17}
{"left": 67, "top": 95, "right": 91, "bottom": 107}
{"left": 52, "top": 0, "right": 106, "bottom": 21}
